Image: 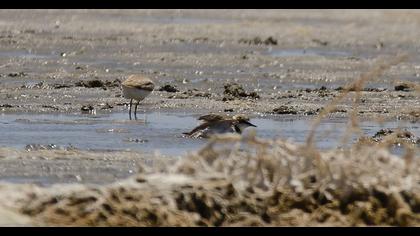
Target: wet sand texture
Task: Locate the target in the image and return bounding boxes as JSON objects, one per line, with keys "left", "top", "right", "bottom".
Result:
{"left": 0, "top": 10, "right": 418, "bottom": 121}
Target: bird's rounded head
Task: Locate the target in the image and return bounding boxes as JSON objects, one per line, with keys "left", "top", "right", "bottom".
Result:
{"left": 232, "top": 114, "right": 257, "bottom": 128}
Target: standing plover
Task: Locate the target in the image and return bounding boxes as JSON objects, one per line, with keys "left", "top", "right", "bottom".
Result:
{"left": 121, "top": 75, "right": 155, "bottom": 120}
{"left": 183, "top": 114, "right": 257, "bottom": 138}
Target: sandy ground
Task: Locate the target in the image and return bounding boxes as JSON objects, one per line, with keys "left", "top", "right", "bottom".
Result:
{"left": 0, "top": 9, "right": 418, "bottom": 120}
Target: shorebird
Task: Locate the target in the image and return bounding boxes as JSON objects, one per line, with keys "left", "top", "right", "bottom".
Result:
{"left": 197, "top": 113, "right": 225, "bottom": 123}
{"left": 183, "top": 114, "right": 257, "bottom": 138}
{"left": 121, "top": 75, "right": 155, "bottom": 120}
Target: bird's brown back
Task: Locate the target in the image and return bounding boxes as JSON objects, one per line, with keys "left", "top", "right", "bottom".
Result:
{"left": 122, "top": 75, "right": 155, "bottom": 91}
{"left": 183, "top": 119, "right": 237, "bottom": 136}
{"left": 198, "top": 114, "right": 225, "bottom": 122}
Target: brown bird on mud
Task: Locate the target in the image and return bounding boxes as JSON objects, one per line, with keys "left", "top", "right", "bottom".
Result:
{"left": 184, "top": 114, "right": 257, "bottom": 138}
{"left": 121, "top": 75, "right": 155, "bottom": 120}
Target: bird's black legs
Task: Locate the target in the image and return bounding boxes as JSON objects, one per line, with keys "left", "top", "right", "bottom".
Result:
{"left": 128, "top": 99, "right": 143, "bottom": 121}
{"left": 134, "top": 100, "right": 140, "bottom": 120}
{"left": 129, "top": 99, "right": 133, "bottom": 120}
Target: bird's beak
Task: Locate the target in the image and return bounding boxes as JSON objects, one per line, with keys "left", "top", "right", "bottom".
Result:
{"left": 244, "top": 120, "right": 257, "bottom": 127}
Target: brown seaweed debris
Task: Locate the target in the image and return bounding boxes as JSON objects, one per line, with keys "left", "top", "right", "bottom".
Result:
{"left": 394, "top": 82, "right": 416, "bottom": 92}
{"left": 8, "top": 72, "right": 27, "bottom": 77}
{"left": 75, "top": 79, "right": 120, "bottom": 89}
{"left": 312, "top": 39, "right": 329, "bottom": 46}
{"left": 100, "top": 103, "right": 114, "bottom": 110}
{"left": 238, "top": 36, "right": 277, "bottom": 46}
{"left": 335, "top": 86, "right": 387, "bottom": 92}
{"left": 223, "top": 83, "right": 259, "bottom": 100}
{"left": 158, "top": 84, "right": 179, "bottom": 93}
{"left": 272, "top": 105, "right": 298, "bottom": 115}
{"left": 81, "top": 105, "right": 95, "bottom": 114}
{"left": 298, "top": 86, "right": 334, "bottom": 97}
{"left": 53, "top": 83, "right": 73, "bottom": 89}
{"left": 75, "top": 79, "right": 104, "bottom": 88}
{"left": 0, "top": 104, "right": 13, "bottom": 108}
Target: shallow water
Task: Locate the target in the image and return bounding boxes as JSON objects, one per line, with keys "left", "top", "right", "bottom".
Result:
{"left": 268, "top": 48, "right": 352, "bottom": 58}
{"left": 0, "top": 112, "right": 418, "bottom": 156}
{"left": 0, "top": 50, "right": 59, "bottom": 60}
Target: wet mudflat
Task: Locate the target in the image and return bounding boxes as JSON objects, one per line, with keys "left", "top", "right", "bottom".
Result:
{"left": 0, "top": 10, "right": 418, "bottom": 120}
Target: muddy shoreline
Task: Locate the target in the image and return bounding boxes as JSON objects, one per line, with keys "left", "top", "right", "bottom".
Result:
{"left": 0, "top": 10, "right": 418, "bottom": 121}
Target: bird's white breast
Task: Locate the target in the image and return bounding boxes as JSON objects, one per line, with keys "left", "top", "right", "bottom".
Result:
{"left": 192, "top": 121, "right": 236, "bottom": 138}
{"left": 122, "top": 85, "right": 152, "bottom": 101}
